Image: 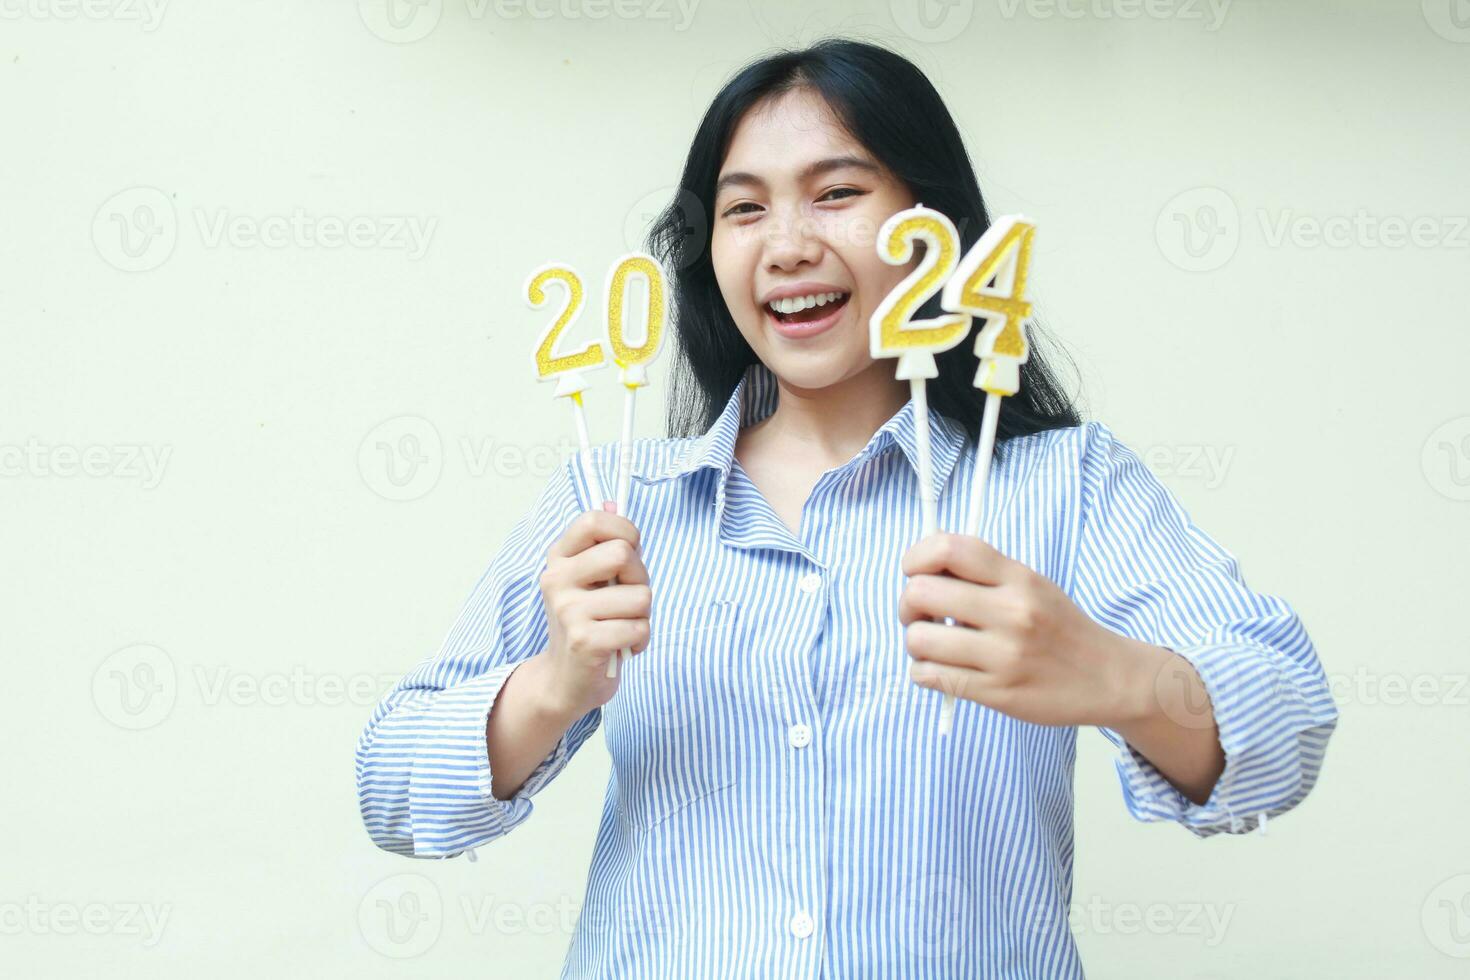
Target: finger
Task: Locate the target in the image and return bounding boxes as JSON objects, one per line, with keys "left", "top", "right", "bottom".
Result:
{"left": 561, "top": 538, "right": 649, "bottom": 588}
{"left": 564, "top": 616, "right": 649, "bottom": 657}
{"left": 576, "top": 583, "right": 653, "bottom": 623}
{"left": 549, "top": 509, "right": 641, "bottom": 560}
{"left": 898, "top": 573, "right": 1001, "bottom": 629}
{"left": 907, "top": 658, "right": 997, "bottom": 706}
{"left": 900, "top": 531, "right": 1012, "bottom": 585}
{"left": 903, "top": 619, "right": 1007, "bottom": 673}
{"left": 593, "top": 617, "right": 650, "bottom": 655}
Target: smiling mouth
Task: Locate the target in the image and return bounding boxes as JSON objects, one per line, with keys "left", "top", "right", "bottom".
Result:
{"left": 766, "top": 291, "right": 851, "bottom": 325}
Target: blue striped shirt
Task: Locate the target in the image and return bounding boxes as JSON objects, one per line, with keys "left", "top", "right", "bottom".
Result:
{"left": 355, "top": 360, "right": 1338, "bottom": 978}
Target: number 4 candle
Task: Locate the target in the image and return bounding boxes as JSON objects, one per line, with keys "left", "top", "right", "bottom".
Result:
{"left": 937, "top": 214, "right": 1037, "bottom": 736}
{"left": 941, "top": 214, "right": 1035, "bottom": 539}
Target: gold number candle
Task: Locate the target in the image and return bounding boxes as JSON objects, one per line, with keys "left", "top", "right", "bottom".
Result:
{"left": 935, "top": 215, "right": 1038, "bottom": 736}
{"left": 529, "top": 263, "right": 607, "bottom": 399}
{"left": 526, "top": 262, "right": 624, "bottom": 674}
{"left": 870, "top": 206, "right": 971, "bottom": 381}
{"left": 871, "top": 205, "right": 975, "bottom": 737}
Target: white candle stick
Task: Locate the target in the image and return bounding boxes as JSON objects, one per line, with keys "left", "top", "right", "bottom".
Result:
{"left": 964, "top": 394, "right": 1002, "bottom": 540}
{"left": 910, "top": 377, "right": 940, "bottom": 535}
{"left": 913, "top": 377, "right": 964, "bottom": 735}
{"left": 606, "top": 383, "right": 638, "bottom": 677}
{"left": 568, "top": 390, "right": 605, "bottom": 501}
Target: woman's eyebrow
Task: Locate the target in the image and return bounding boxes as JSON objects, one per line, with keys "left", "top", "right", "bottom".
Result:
{"left": 714, "top": 155, "right": 881, "bottom": 197}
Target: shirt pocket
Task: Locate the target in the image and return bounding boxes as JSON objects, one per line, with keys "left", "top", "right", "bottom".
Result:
{"left": 604, "top": 597, "right": 742, "bottom": 835}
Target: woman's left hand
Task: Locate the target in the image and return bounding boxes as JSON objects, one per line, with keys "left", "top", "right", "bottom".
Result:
{"left": 898, "top": 531, "right": 1162, "bottom": 728}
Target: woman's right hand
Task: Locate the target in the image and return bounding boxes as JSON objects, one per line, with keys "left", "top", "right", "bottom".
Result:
{"left": 536, "top": 509, "right": 651, "bottom": 721}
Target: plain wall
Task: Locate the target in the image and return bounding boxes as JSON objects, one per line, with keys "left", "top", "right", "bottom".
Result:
{"left": 2, "top": 0, "right": 1467, "bottom": 976}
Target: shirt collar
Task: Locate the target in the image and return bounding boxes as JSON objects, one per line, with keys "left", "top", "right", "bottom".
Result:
{"left": 638, "top": 361, "right": 971, "bottom": 519}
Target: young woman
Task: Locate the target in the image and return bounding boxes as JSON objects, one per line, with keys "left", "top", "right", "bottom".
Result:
{"left": 356, "top": 38, "right": 1337, "bottom": 978}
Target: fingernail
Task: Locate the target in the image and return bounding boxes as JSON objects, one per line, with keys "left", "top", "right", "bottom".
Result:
{"left": 602, "top": 500, "right": 617, "bottom": 513}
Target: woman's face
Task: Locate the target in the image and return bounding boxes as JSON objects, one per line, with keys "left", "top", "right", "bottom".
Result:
{"left": 711, "top": 87, "right": 918, "bottom": 393}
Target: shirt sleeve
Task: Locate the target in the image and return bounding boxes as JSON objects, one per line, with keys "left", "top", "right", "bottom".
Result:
{"left": 354, "top": 453, "right": 602, "bottom": 858}
{"left": 1069, "top": 421, "right": 1339, "bottom": 838}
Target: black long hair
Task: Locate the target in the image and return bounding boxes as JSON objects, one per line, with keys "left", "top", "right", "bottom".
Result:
{"left": 647, "top": 37, "right": 1082, "bottom": 452}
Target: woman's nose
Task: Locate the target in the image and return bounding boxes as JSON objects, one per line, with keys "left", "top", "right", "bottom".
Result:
{"left": 762, "top": 211, "right": 823, "bottom": 270}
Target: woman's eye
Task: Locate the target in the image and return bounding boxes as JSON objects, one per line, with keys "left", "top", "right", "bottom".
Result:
{"left": 722, "top": 202, "right": 762, "bottom": 218}
{"left": 819, "top": 187, "right": 863, "bottom": 202}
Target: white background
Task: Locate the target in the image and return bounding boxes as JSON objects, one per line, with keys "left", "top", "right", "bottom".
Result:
{"left": 2, "top": 0, "right": 1467, "bottom": 976}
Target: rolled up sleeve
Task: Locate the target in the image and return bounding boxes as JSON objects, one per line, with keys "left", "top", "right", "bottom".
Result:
{"left": 355, "top": 454, "right": 602, "bottom": 858}
{"left": 1069, "top": 422, "right": 1339, "bottom": 838}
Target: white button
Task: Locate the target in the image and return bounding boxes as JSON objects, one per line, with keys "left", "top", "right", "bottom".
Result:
{"left": 789, "top": 910, "right": 814, "bottom": 938}
{"left": 788, "top": 723, "right": 811, "bottom": 748}
{"left": 798, "top": 572, "right": 822, "bottom": 594}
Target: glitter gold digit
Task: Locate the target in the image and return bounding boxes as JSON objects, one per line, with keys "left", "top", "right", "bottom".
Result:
{"left": 869, "top": 205, "right": 971, "bottom": 381}
{"left": 941, "top": 216, "right": 1036, "bottom": 397}
{"left": 605, "top": 254, "right": 666, "bottom": 388}
{"left": 527, "top": 263, "right": 607, "bottom": 398}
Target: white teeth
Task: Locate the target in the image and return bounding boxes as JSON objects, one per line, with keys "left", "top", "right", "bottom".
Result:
{"left": 768, "top": 291, "right": 847, "bottom": 315}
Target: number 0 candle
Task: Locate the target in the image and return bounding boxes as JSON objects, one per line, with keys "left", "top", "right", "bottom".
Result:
{"left": 603, "top": 253, "right": 667, "bottom": 678}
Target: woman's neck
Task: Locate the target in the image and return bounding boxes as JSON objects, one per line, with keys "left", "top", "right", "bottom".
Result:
{"left": 741, "top": 361, "right": 910, "bottom": 468}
